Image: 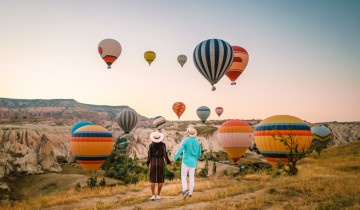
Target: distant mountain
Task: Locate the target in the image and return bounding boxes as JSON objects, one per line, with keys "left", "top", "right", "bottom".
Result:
{"left": 0, "top": 98, "right": 148, "bottom": 125}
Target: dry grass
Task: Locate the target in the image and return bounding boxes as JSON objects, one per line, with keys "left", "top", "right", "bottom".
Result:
{"left": 2, "top": 141, "right": 360, "bottom": 210}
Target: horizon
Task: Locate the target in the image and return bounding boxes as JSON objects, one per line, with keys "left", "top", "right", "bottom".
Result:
{"left": 1, "top": 0, "right": 360, "bottom": 123}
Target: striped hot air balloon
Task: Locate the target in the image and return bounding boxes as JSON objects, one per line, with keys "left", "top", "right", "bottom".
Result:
{"left": 177, "top": 54, "right": 187, "bottom": 68}
{"left": 71, "top": 121, "right": 94, "bottom": 134}
{"left": 226, "top": 46, "right": 249, "bottom": 85}
{"left": 70, "top": 125, "right": 114, "bottom": 172}
{"left": 215, "top": 107, "right": 223, "bottom": 117}
{"left": 153, "top": 116, "right": 166, "bottom": 130}
{"left": 173, "top": 102, "right": 186, "bottom": 119}
{"left": 98, "top": 39, "right": 122, "bottom": 69}
{"left": 144, "top": 51, "right": 156, "bottom": 66}
{"left": 217, "top": 120, "right": 254, "bottom": 163}
{"left": 196, "top": 106, "right": 210, "bottom": 123}
{"left": 311, "top": 126, "right": 332, "bottom": 143}
{"left": 118, "top": 110, "right": 138, "bottom": 134}
{"left": 254, "top": 115, "right": 312, "bottom": 167}
{"left": 193, "top": 39, "right": 234, "bottom": 91}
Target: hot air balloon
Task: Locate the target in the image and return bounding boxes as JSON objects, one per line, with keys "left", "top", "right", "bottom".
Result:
{"left": 71, "top": 121, "right": 94, "bottom": 134}
{"left": 196, "top": 106, "right": 210, "bottom": 123}
{"left": 254, "top": 115, "right": 312, "bottom": 167}
{"left": 226, "top": 46, "right": 249, "bottom": 85}
{"left": 177, "top": 54, "right": 187, "bottom": 68}
{"left": 173, "top": 102, "right": 186, "bottom": 119}
{"left": 215, "top": 107, "right": 223, "bottom": 117}
{"left": 70, "top": 125, "right": 114, "bottom": 172}
{"left": 217, "top": 120, "right": 254, "bottom": 163}
{"left": 98, "top": 39, "right": 122, "bottom": 69}
{"left": 153, "top": 116, "right": 166, "bottom": 130}
{"left": 193, "top": 39, "right": 234, "bottom": 91}
{"left": 118, "top": 110, "right": 138, "bottom": 134}
{"left": 311, "top": 126, "right": 332, "bottom": 142}
{"left": 311, "top": 126, "right": 332, "bottom": 148}
{"left": 144, "top": 51, "right": 156, "bottom": 66}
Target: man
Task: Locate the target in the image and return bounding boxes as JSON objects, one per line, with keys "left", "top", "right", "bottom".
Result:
{"left": 172, "top": 127, "right": 201, "bottom": 199}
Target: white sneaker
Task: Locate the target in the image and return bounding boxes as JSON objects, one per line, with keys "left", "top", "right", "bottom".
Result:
{"left": 156, "top": 195, "right": 162, "bottom": 200}
{"left": 150, "top": 195, "right": 156, "bottom": 201}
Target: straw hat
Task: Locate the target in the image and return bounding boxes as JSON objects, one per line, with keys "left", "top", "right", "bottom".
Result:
{"left": 150, "top": 131, "right": 164, "bottom": 143}
{"left": 187, "top": 127, "right": 197, "bottom": 137}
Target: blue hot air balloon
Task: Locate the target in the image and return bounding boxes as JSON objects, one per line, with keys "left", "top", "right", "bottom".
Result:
{"left": 193, "top": 39, "right": 234, "bottom": 91}
{"left": 71, "top": 121, "right": 94, "bottom": 134}
{"left": 197, "top": 106, "right": 211, "bottom": 123}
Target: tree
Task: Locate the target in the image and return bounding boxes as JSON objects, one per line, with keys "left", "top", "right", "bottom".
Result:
{"left": 313, "top": 145, "right": 324, "bottom": 157}
{"left": 271, "top": 128, "right": 313, "bottom": 176}
{"left": 212, "top": 160, "right": 216, "bottom": 176}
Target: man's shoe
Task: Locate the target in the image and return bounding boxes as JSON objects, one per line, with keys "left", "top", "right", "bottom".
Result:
{"left": 156, "top": 195, "right": 162, "bottom": 200}
{"left": 182, "top": 190, "right": 189, "bottom": 200}
{"left": 150, "top": 195, "right": 156, "bottom": 201}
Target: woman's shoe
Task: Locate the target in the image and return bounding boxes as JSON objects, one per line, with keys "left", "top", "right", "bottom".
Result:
{"left": 150, "top": 195, "right": 156, "bottom": 201}
{"left": 156, "top": 195, "right": 162, "bottom": 200}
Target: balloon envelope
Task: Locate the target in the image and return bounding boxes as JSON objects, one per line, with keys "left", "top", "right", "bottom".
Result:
{"left": 254, "top": 115, "right": 312, "bottom": 167}
{"left": 98, "top": 39, "right": 122, "bottom": 69}
{"left": 118, "top": 110, "right": 138, "bottom": 134}
{"left": 311, "top": 126, "right": 332, "bottom": 142}
{"left": 71, "top": 121, "right": 94, "bottom": 134}
{"left": 196, "top": 106, "right": 210, "bottom": 123}
{"left": 153, "top": 116, "right": 166, "bottom": 130}
{"left": 217, "top": 120, "right": 254, "bottom": 162}
{"left": 177, "top": 54, "right": 187, "bottom": 67}
{"left": 173, "top": 102, "right": 186, "bottom": 119}
{"left": 193, "top": 39, "right": 234, "bottom": 90}
{"left": 70, "top": 125, "right": 114, "bottom": 172}
{"left": 226, "top": 46, "right": 249, "bottom": 85}
{"left": 144, "top": 51, "right": 156, "bottom": 66}
{"left": 215, "top": 107, "right": 223, "bottom": 117}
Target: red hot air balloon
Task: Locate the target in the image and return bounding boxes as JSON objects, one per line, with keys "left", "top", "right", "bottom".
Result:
{"left": 215, "top": 107, "right": 223, "bottom": 117}
{"left": 173, "top": 102, "right": 186, "bottom": 119}
{"left": 226, "top": 46, "right": 249, "bottom": 85}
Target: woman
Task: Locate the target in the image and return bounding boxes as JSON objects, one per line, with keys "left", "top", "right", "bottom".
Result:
{"left": 146, "top": 131, "right": 173, "bottom": 201}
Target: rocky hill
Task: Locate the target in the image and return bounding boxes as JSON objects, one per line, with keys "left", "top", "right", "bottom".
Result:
{"left": 0, "top": 98, "right": 148, "bottom": 125}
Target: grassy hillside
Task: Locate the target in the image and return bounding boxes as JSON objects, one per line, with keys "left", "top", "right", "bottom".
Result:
{"left": 1, "top": 141, "right": 359, "bottom": 209}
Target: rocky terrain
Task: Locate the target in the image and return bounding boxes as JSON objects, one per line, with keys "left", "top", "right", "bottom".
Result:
{"left": 0, "top": 98, "right": 359, "bottom": 180}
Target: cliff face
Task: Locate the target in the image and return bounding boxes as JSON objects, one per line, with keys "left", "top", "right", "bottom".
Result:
{"left": 0, "top": 125, "right": 69, "bottom": 178}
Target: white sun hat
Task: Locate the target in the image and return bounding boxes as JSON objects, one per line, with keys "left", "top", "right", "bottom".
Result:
{"left": 187, "top": 127, "right": 197, "bottom": 137}
{"left": 150, "top": 131, "right": 164, "bottom": 143}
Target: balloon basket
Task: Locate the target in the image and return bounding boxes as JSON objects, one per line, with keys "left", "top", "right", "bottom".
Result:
{"left": 107, "top": 67, "right": 111, "bottom": 69}
{"left": 231, "top": 82, "right": 236, "bottom": 85}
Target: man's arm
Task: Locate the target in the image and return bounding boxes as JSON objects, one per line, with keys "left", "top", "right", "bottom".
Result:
{"left": 197, "top": 142, "right": 201, "bottom": 158}
{"left": 173, "top": 139, "right": 187, "bottom": 162}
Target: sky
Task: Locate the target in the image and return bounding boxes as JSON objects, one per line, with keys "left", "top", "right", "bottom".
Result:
{"left": 1, "top": 0, "right": 360, "bottom": 123}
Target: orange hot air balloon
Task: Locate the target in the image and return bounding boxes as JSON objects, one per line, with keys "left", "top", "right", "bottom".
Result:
{"left": 254, "top": 115, "right": 312, "bottom": 167}
{"left": 70, "top": 125, "right": 114, "bottom": 172}
{"left": 173, "top": 102, "right": 186, "bottom": 119}
{"left": 217, "top": 120, "right": 254, "bottom": 163}
{"left": 226, "top": 46, "right": 249, "bottom": 85}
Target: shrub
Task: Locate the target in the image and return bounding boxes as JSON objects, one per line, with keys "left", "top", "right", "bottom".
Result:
{"left": 74, "top": 182, "right": 81, "bottom": 192}
{"left": 99, "top": 178, "right": 106, "bottom": 187}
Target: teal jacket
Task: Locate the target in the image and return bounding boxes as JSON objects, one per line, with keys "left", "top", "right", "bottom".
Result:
{"left": 173, "top": 137, "right": 201, "bottom": 168}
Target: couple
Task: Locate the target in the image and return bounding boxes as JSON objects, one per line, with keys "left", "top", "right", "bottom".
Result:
{"left": 146, "top": 127, "right": 201, "bottom": 201}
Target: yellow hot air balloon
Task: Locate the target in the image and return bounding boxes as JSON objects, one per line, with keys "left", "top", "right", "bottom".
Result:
{"left": 70, "top": 125, "right": 114, "bottom": 172}
{"left": 217, "top": 120, "right": 254, "bottom": 162}
{"left": 254, "top": 115, "right": 312, "bottom": 167}
{"left": 144, "top": 51, "right": 156, "bottom": 66}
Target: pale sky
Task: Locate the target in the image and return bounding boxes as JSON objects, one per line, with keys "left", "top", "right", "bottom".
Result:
{"left": 1, "top": 0, "right": 359, "bottom": 123}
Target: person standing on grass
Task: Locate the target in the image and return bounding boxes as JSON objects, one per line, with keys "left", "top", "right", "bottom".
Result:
{"left": 172, "top": 127, "right": 201, "bottom": 199}
{"left": 146, "top": 131, "right": 173, "bottom": 201}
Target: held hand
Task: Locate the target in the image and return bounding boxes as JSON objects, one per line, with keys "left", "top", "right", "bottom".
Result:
{"left": 170, "top": 160, "right": 174, "bottom": 166}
